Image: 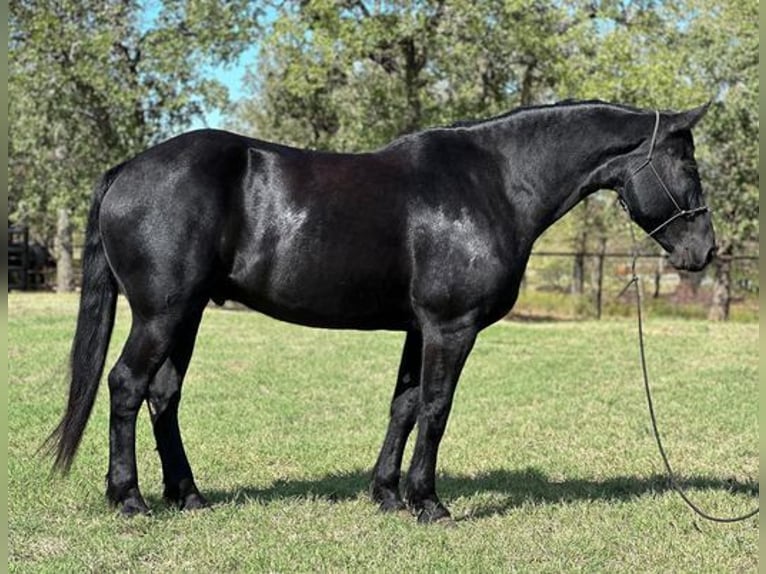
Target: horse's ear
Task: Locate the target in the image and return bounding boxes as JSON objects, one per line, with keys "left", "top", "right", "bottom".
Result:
{"left": 669, "top": 101, "right": 712, "bottom": 132}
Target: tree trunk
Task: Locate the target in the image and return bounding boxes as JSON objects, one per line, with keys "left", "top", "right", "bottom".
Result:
{"left": 520, "top": 61, "right": 537, "bottom": 106}
{"left": 572, "top": 251, "right": 585, "bottom": 295}
{"left": 653, "top": 256, "right": 664, "bottom": 298}
{"left": 401, "top": 37, "right": 423, "bottom": 135}
{"left": 55, "top": 207, "right": 75, "bottom": 293}
{"left": 571, "top": 201, "right": 589, "bottom": 295}
{"left": 708, "top": 248, "right": 732, "bottom": 321}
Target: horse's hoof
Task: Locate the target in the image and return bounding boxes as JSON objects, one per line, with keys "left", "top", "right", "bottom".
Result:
{"left": 164, "top": 479, "right": 209, "bottom": 511}
{"left": 107, "top": 483, "right": 151, "bottom": 517}
{"left": 119, "top": 498, "right": 152, "bottom": 517}
{"left": 180, "top": 492, "right": 211, "bottom": 512}
{"left": 415, "top": 502, "right": 453, "bottom": 525}
{"left": 370, "top": 482, "right": 407, "bottom": 514}
{"left": 378, "top": 498, "right": 408, "bottom": 514}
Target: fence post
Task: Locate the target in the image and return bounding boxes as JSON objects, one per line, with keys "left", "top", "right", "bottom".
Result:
{"left": 653, "top": 256, "right": 664, "bottom": 298}
{"left": 595, "top": 238, "right": 606, "bottom": 319}
{"left": 21, "top": 226, "right": 29, "bottom": 291}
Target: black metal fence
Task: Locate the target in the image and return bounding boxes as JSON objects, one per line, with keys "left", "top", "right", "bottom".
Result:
{"left": 517, "top": 250, "right": 759, "bottom": 320}
{"left": 8, "top": 226, "right": 30, "bottom": 291}
{"left": 8, "top": 225, "right": 56, "bottom": 291}
{"left": 7, "top": 237, "right": 760, "bottom": 321}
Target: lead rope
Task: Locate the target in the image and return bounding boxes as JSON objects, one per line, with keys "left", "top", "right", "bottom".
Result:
{"left": 623, "top": 222, "right": 758, "bottom": 523}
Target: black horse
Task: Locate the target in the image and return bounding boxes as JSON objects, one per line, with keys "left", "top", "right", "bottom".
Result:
{"left": 48, "top": 100, "right": 715, "bottom": 522}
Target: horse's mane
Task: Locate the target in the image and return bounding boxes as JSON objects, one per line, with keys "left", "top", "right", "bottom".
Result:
{"left": 447, "top": 99, "right": 645, "bottom": 129}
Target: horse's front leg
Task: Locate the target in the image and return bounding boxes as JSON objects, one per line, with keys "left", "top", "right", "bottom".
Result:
{"left": 371, "top": 330, "right": 422, "bottom": 512}
{"left": 404, "top": 318, "right": 477, "bottom": 524}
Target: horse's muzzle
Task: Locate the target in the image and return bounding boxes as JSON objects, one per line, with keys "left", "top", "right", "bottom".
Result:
{"left": 669, "top": 243, "right": 717, "bottom": 271}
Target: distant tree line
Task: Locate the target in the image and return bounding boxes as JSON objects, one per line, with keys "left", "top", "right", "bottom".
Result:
{"left": 9, "top": 0, "right": 758, "bottom": 320}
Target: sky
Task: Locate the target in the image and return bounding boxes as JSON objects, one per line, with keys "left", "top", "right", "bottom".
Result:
{"left": 189, "top": 45, "right": 259, "bottom": 130}
{"left": 140, "top": 2, "right": 264, "bottom": 130}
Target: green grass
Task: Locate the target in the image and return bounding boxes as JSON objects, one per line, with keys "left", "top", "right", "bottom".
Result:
{"left": 8, "top": 293, "right": 759, "bottom": 572}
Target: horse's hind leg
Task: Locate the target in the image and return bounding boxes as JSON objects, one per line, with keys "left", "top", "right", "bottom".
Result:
{"left": 370, "top": 330, "right": 422, "bottom": 512}
{"left": 106, "top": 314, "right": 180, "bottom": 516}
{"left": 147, "top": 305, "right": 207, "bottom": 510}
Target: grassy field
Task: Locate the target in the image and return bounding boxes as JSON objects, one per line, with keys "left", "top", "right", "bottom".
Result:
{"left": 8, "top": 293, "right": 759, "bottom": 572}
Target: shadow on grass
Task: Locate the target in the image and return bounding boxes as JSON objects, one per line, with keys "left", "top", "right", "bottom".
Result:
{"left": 198, "top": 467, "right": 758, "bottom": 520}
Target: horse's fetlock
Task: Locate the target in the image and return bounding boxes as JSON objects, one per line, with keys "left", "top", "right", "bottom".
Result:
{"left": 105, "top": 478, "right": 138, "bottom": 505}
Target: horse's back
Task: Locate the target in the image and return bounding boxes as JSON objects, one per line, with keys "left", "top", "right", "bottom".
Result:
{"left": 98, "top": 129, "right": 415, "bottom": 328}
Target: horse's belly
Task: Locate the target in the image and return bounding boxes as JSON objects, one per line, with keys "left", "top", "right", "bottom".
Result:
{"left": 225, "top": 251, "right": 412, "bottom": 330}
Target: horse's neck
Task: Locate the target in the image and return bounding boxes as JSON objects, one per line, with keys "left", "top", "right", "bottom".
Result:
{"left": 475, "top": 106, "right": 650, "bottom": 241}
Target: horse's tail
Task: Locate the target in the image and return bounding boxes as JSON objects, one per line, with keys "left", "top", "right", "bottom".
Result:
{"left": 45, "top": 165, "right": 122, "bottom": 474}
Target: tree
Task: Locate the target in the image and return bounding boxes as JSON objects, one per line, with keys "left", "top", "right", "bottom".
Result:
{"left": 233, "top": 0, "right": 605, "bottom": 151}
{"left": 681, "top": 0, "right": 758, "bottom": 320}
{"left": 9, "top": 0, "right": 260, "bottom": 290}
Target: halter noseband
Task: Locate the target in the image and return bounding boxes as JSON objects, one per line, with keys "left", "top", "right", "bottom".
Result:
{"left": 623, "top": 110, "right": 709, "bottom": 237}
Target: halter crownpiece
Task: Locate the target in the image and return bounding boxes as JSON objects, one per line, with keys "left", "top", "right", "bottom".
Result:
{"left": 627, "top": 110, "right": 709, "bottom": 237}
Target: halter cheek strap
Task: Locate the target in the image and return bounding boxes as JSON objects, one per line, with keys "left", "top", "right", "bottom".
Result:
{"left": 626, "top": 110, "right": 709, "bottom": 237}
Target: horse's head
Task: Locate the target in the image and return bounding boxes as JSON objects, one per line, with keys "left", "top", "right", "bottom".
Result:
{"left": 619, "top": 104, "right": 716, "bottom": 271}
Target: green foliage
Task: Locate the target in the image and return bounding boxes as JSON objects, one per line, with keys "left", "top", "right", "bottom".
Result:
{"left": 233, "top": 0, "right": 607, "bottom": 150}
{"left": 9, "top": 0, "right": 260, "bottom": 243}
{"left": 9, "top": 294, "right": 759, "bottom": 570}
{"left": 684, "top": 1, "right": 758, "bottom": 253}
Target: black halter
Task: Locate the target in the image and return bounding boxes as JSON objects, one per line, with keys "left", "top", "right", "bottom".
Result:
{"left": 623, "top": 110, "right": 709, "bottom": 237}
